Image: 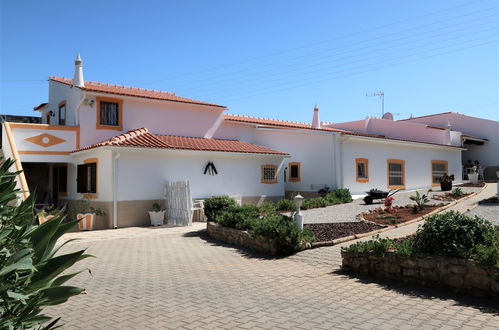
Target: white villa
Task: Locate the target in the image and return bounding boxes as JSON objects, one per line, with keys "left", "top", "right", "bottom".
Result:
{"left": 2, "top": 55, "right": 497, "bottom": 228}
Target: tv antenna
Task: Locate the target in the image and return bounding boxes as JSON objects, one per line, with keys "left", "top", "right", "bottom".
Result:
{"left": 366, "top": 91, "right": 385, "bottom": 116}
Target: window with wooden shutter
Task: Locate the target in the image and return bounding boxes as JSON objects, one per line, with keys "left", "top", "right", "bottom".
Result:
{"left": 355, "top": 158, "right": 369, "bottom": 183}
{"left": 288, "top": 162, "right": 301, "bottom": 182}
{"left": 77, "top": 159, "right": 98, "bottom": 197}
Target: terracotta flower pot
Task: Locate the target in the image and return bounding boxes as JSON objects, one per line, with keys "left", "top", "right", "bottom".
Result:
{"left": 77, "top": 213, "right": 95, "bottom": 230}
{"left": 38, "top": 215, "right": 55, "bottom": 225}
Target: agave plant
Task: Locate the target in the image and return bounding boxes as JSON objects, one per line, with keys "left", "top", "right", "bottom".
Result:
{"left": 0, "top": 158, "right": 90, "bottom": 329}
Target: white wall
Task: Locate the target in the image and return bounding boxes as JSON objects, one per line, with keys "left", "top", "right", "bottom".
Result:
{"left": 406, "top": 114, "right": 499, "bottom": 168}
{"left": 46, "top": 81, "right": 81, "bottom": 125}
{"left": 215, "top": 122, "right": 337, "bottom": 192}
{"left": 113, "top": 149, "right": 285, "bottom": 201}
{"left": 341, "top": 137, "right": 462, "bottom": 194}
{"left": 78, "top": 94, "right": 225, "bottom": 147}
{"left": 64, "top": 149, "right": 113, "bottom": 202}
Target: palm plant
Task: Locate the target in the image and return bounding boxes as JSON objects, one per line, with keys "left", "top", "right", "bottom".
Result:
{"left": 409, "top": 191, "right": 430, "bottom": 213}
{"left": 0, "top": 158, "right": 90, "bottom": 329}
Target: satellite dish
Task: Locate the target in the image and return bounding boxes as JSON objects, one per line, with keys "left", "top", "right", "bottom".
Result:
{"left": 382, "top": 112, "right": 394, "bottom": 120}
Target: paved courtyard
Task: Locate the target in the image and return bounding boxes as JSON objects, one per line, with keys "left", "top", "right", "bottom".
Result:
{"left": 49, "top": 190, "right": 499, "bottom": 330}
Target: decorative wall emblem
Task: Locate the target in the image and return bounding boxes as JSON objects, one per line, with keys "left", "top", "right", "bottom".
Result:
{"left": 25, "top": 133, "right": 66, "bottom": 148}
{"left": 204, "top": 162, "right": 218, "bottom": 175}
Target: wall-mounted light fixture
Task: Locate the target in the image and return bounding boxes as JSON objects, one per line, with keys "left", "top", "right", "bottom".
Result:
{"left": 48, "top": 110, "right": 55, "bottom": 117}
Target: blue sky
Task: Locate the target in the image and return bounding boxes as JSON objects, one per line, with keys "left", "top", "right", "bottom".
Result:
{"left": 1, "top": 0, "right": 498, "bottom": 123}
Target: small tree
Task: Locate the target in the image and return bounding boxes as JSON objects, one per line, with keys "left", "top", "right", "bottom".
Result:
{"left": 0, "top": 158, "right": 90, "bottom": 329}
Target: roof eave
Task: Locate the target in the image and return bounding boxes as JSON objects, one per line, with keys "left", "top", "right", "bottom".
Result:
{"left": 71, "top": 145, "right": 290, "bottom": 157}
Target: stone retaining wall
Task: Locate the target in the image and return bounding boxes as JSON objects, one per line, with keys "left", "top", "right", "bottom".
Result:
{"left": 207, "top": 222, "right": 278, "bottom": 255}
{"left": 342, "top": 252, "right": 499, "bottom": 297}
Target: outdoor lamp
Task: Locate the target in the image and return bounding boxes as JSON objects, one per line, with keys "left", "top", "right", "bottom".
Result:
{"left": 294, "top": 194, "right": 304, "bottom": 210}
{"left": 293, "top": 194, "right": 304, "bottom": 230}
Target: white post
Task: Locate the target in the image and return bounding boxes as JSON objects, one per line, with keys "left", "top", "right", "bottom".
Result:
{"left": 293, "top": 194, "right": 304, "bottom": 230}
{"left": 496, "top": 171, "right": 499, "bottom": 197}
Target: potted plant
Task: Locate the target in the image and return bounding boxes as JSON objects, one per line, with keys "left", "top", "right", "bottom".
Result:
{"left": 439, "top": 174, "right": 454, "bottom": 191}
{"left": 468, "top": 166, "right": 479, "bottom": 184}
{"left": 76, "top": 199, "right": 106, "bottom": 231}
{"left": 149, "top": 201, "right": 165, "bottom": 226}
{"left": 37, "top": 205, "right": 60, "bottom": 225}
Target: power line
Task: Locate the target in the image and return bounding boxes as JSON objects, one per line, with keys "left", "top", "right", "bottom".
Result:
{"left": 212, "top": 38, "right": 497, "bottom": 104}
{"left": 184, "top": 20, "right": 498, "bottom": 97}
{"left": 140, "top": 0, "right": 496, "bottom": 86}
{"left": 167, "top": 8, "right": 498, "bottom": 92}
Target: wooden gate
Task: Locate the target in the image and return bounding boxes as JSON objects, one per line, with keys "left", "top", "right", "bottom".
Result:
{"left": 165, "top": 181, "right": 192, "bottom": 226}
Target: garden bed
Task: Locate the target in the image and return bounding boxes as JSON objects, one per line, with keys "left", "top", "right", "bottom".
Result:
{"left": 361, "top": 205, "right": 443, "bottom": 226}
{"left": 305, "top": 222, "right": 385, "bottom": 242}
{"left": 432, "top": 192, "right": 471, "bottom": 202}
{"left": 341, "top": 211, "right": 499, "bottom": 297}
{"left": 459, "top": 182, "right": 486, "bottom": 188}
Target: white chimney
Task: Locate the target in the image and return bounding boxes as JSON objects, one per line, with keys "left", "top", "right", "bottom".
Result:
{"left": 73, "top": 53, "right": 84, "bottom": 87}
{"left": 311, "top": 104, "right": 320, "bottom": 129}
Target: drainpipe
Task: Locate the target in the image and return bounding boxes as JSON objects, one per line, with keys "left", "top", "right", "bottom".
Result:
{"left": 112, "top": 151, "right": 121, "bottom": 228}
{"left": 74, "top": 92, "right": 87, "bottom": 126}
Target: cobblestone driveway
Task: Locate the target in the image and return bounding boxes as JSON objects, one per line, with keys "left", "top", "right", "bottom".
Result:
{"left": 49, "top": 221, "right": 498, "bottom": 329}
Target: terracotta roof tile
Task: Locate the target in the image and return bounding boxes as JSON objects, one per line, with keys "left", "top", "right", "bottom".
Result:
{"left": 50, "top": 77, "right": 226, "bottom": 109}
{"left": 73, "top": 128, "right": 288, "bottom": 155}
{"left": 224, "top": 114, "right": 463, "bottom": 149}
{"left": 33, "top": 102, "right": 48, "bottom": 111}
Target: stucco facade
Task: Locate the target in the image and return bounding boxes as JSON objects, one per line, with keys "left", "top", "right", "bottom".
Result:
{"left": 2, "top": 56, "right": 491, "bottom": 229}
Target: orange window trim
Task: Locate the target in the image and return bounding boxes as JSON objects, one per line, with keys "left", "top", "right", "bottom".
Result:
{"left": 431, "top": 160, "right": 448, "bottom": 186}
{"left": 261, "top": 164, "right": 278, "bottom": 184}
{"left": 355, "top": 158, "right": 369, "bottom": 183}
{"left": 57, "top": 100, "right": 68, "bottom": 126}
{"left": 82, "top": 158, "right": 98, "bottom": 199}
{"left": 288, "top": 162, "right": 301, "bottom": 182}
{"left": 96, "top": 97, "right": 123, "bottom": 130}
{"left": 387, "top": 159, "right": 406, "bottom": 189}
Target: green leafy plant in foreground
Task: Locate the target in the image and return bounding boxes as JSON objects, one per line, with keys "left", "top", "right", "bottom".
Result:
{"left": 0, "top": 158, "right": 91, "bottom": 329}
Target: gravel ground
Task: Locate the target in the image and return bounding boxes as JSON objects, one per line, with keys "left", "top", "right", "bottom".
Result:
{"left": 467, "top": 199, "right": 499, "bottom": 226}
{"left": 305, "top": 222, "right": 385, "bottom": 242}
{"left": 302, "top": 185, "right": 482, "bottom": 224}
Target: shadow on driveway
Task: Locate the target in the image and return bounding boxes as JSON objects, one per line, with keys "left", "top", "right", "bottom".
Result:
{"left": 183, "top": 229, "right": 291, "bottom": 261}
{"left": 333, "top": 269, "right": 499, "bottom": 316}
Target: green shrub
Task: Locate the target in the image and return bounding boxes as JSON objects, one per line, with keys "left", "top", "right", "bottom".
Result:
{"left": 250, "top": 214, "right": 304, "bottom": 254}
{"left": 329, "top": 188, "right": 353, "bottom": 203}
{"left": 414, "top": 211, "right": 496, "bottom": 258}
{"left": 0, "top": 158, "right": 90, "bottom": 329}
{"left": 275, "top": 199, "right": 296, "bottom": 212}
{"left": 258, "top": 202, "right": 277, "bottom": 215}
{"left": 473, "top": 230, "right": 499, "bottom": 268}
{"left": 301, "top": 197, "right": 328, "bottom": 210}
{"left": 341, "top": 235, "right": 394, "bottom": 257}
{"left": 204, "top": 196, "right": 237, "bottom": 222}
{"left": 215, "top": 205, "right": 260, "bottom": 231}
{"left": 452, "top": 187, "right": 464, "bottom": 196}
